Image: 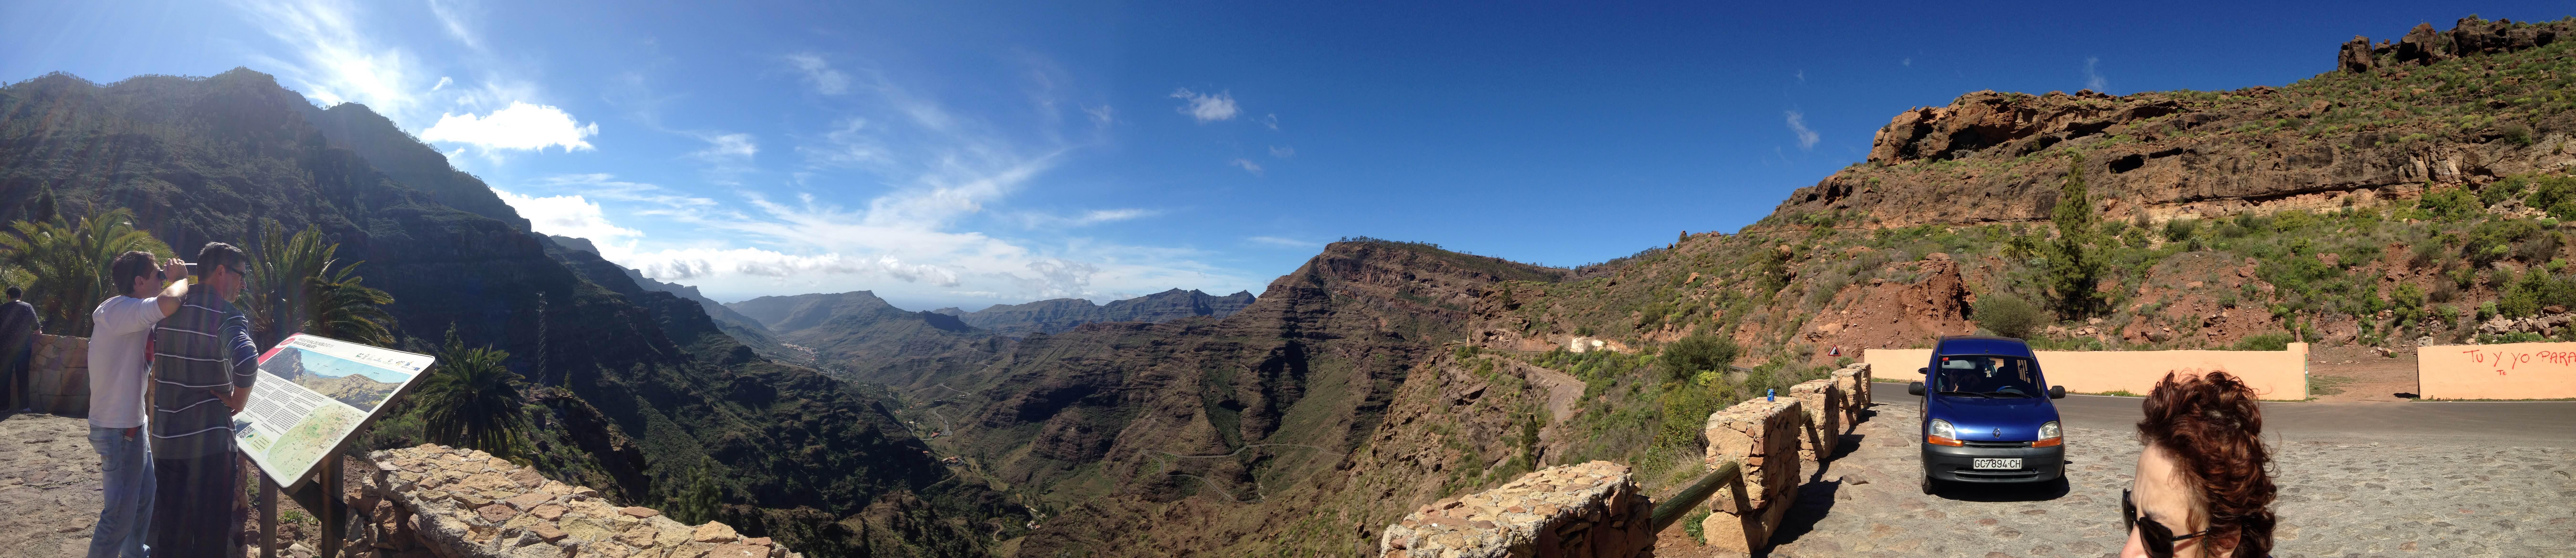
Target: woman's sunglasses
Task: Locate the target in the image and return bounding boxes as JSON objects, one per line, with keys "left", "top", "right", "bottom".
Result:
{"left": 2123, "top": 489, "right": 2211, "bottom": 558}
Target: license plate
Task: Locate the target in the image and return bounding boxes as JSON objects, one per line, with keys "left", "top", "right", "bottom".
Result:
{"left": 1972, "top": 458, "right": 2022, "bottom": 470}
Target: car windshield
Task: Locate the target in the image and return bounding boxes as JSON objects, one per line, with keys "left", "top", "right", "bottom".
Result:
{"left": 1931, "top": 355, "right": 2044, "bottom": 398}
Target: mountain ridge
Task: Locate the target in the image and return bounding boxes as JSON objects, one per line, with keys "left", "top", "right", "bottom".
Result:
{"left": 930, "top": 288, "right": 1257, "bottom": 336}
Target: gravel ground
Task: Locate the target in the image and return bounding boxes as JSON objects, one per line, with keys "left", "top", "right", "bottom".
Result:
{"left": 1763, "top": 403, "right": 2576, "bottom": 558}
{"left": 0, "top": 413, "right": 107, "bottom": 557}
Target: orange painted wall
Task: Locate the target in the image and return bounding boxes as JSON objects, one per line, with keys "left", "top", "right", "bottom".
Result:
{"left": 2416, "top": 342, "right": 2576, "bottom": 400}
{"left": 1864, "top": 343, "right": 2309, "bottom": 401}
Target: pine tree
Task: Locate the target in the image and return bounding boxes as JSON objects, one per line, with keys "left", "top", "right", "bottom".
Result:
{"left": 2046, "top": 154, "right": 2106, "bottom": 317}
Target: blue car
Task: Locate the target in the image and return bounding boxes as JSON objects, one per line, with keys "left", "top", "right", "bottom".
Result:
{"left": 1907, "top": 336, "right": 2068, "bottom": 494}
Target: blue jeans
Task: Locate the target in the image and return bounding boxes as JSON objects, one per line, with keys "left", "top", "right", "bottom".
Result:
{"left": 87, "top": 426, "right": 154, "bottom": 558}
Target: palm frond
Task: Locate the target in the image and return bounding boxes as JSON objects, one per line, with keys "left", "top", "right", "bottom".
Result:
{"left": 414, "top": 327, "right": 528, "bottom": 457}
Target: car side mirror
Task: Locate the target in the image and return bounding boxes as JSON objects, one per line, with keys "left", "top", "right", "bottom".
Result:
{"left": 1908, "top": 381, "right": 1926, "bottom": 396}
{"left": 2049, "top": 385, "right": 2067, "bottom": 399}
{"left": 1917, "top": 367, "right": 1929, "bottom": 376}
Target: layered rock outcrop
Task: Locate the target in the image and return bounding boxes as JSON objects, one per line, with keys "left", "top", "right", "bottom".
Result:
{"left": 366, "top": 444, "right": 800, "bottom": 558}
{"left": 1765, "top": 17, "right": 2576, "bottom": 230}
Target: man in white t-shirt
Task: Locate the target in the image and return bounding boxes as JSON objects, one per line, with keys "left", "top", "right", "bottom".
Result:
{"left": 86, "top": 251, "right": 189, "bottom": 558}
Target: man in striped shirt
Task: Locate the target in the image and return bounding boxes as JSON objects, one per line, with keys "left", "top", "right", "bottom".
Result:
{"left": 148, "top": 242, "right": 258, "bottom": 556}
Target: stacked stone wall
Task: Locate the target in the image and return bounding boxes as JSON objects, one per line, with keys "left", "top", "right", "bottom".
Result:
{"left": 1787, "top": 380, "right": 1844, "bottom": 463}
{"left": 21, "top": 335, "right": 88, "bottom": 417}
{"left": 364, "top": 444, "right": 798, "bottom": 558}
{"left": 1830, "top": 363, "right": 1871, "bottom": 421}
{"left": 1697, "top": 398, "right": 1802, "bottom": 554}
{"left": 1377, "top": 461, "right": 1653, "bottom": 558}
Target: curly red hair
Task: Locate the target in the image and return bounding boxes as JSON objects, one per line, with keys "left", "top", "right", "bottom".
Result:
{"left": 2136, "top": 370, "right": 2276, "bottom": 557}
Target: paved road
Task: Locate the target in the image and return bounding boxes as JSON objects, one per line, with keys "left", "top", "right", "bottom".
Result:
{"left": 1870, "top": 381, "right": 2576, "bottom": 447}
{"left": 1764, "top": 400, "right": 2576, "bottom": 558}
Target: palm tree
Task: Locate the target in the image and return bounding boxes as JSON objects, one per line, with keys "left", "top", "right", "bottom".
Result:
{"left": 412, "top": 327, "right": 528, "bottom": 456}
{"left": 305, "top": 262, "right": 396, "bottom": 346}
{"left": 244, "top": 221, "right": 396, "bottom": 348}
{"left": 0, "top": 209, "right": 173, "bottom": 335}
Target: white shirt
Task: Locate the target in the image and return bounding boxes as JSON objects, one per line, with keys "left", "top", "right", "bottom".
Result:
{"left": 88, "top": 295, "right": 162, "bottom": 429}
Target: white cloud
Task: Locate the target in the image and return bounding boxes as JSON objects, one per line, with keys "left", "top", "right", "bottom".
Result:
{"left": 1083, "top": 105, "right": 1115, "bottom": 128}
{"left": 1784, "top": 110, "right": 1819, "bottom": 150}
{"left": 691, "top": 133, "right": 757, "bottom": 161}
{"left": 1170, "top": 88, "right": 1239, "bottom": 123}
{"left": 419, "top": 101, "right": 600, "bottom": 152}
{"left": 432, "top": 76, "right": 452, "bottom": 91}
{"left": 492, "top": 189, "right": 642, "bottom": 242}
{"left": 425, "top": 0, "right": 481, "bottom": 50}
{"left": 1247, "top": 236, "right": 1314, "bottom": 248}
{"left": 1268, "top": 146, "right": 1294, "bottom": 158}
{"left": 2082, "top": 56, "right": 2108, "bottom": 92}
{"left": 233, "top": 0, "right": 426, "bottom": 118}
{"left": 788, "top": 53, "right": 850, "bottom": 95}
{"left": 1230, "top": 158, "right": 1263, "bottom": 175}
{"left": 504, "top": 57, "right": 1262, "bottom": 305}
{"left": 1902, "top": 57, "right": 1912, "bottom": 67}
{"left": 1261, "top": 113, "right": 1278, "bottom": 130}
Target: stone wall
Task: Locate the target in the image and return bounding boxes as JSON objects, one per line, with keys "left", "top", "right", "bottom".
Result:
{"left": 1377, "top": 461, "right": 1653, "bottom": 558}
{"left": 1697, "top": 398, "right": 1803, "bottom": 554}
{"left": 19, "top": 335, "right": 87, "bottom": 417}
{"left": 1786, "top": 379, "right": 1843, "bottom": 463}
{"left": 364, "top": 444, "right": 799, "bottom": 558}
{"left": 1831, "top": 363, "right": 1871, "bottom": 417}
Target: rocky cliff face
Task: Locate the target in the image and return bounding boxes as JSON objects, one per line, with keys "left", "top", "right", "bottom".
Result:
{"left": 932, "top": 288, "right": 1257, "bottom": 336}
{"left": 1766, "top": 16, "right": 2576, "bottom": 230}
{"left": 864, "top": 241, "right": 1568, "bottom": 556}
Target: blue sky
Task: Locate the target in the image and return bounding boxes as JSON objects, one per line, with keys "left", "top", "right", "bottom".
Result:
{"left": 7, "top": 1, "right": 2569, "bottom": 311}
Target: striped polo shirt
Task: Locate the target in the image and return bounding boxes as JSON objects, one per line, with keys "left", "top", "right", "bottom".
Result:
{"left": 150, "top": 288, "right": 259, "bottom": 459}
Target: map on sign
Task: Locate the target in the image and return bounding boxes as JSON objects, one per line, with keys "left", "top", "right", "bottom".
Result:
{"left": 234, "top": 334, "right": 435, "bottom": 489}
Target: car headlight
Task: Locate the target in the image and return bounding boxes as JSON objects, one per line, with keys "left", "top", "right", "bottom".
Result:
{"left": 2033, "top": 421, "right": 2063, "bottom": 447}
{"left": 1929, "top": 419, "right": 1955, "bottom": 439}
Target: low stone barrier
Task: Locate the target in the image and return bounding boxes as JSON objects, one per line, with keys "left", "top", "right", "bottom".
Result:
{"left": 367, "top": 444, "right": 799, "bottom": 558}
{"left": 1830, "top": 363, "right": 1871, "bottom": 421}
{"left": 22, "top": 335, "right": 87, "bottom": 417}
{"left": 1786, "top": 379, "right": 1844, "bottom": 463}
{"left": 1698, "top": 398, "right": 1802, "bottom": 554}
{"left": 1377, "top": 461, "right": 1653, "bottom": 558}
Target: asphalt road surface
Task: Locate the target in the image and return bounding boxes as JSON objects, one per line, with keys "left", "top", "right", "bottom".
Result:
{"left": 1872, "top": 380, "right": 2576, "bottom": 447}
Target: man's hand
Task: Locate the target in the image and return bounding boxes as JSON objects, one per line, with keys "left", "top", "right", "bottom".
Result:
{"left": 209, "top": 388, "right": 249, "bottom": 415}
{"left": 158, "top": 258, "right": 188, "bottom": 283}
{"left": 155, "top": 258, "right": 193, "bottom": 316}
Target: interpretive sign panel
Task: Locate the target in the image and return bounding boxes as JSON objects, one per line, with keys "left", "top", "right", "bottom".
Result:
{"left": 234, "top": 334, "right": 436, "bottom": 488}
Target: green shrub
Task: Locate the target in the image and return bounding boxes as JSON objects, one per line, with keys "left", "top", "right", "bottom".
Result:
{"left": 2230, "top": 333, "right": 2293, "bottom": 351}
{"left": 1658, "top": 335, "right": 1740, "bottom": 384}
{"left": 2482, "top": 175, "right": 2530, "bottom": 207}
{"left": 2465, "top": 219, "right": 2543, "bottom": 266}
{"left": 2525, "top": 174, "right": 2576, "bottom": 221}
{"left": 2421, "top": 188, "right": 2481, "bottom": 222}
{"left": 1974, "top": 294, "right": 2046, "bottom": 339}
{"left": 2502, "top": 122, "right": 2534, "bottom": 146}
